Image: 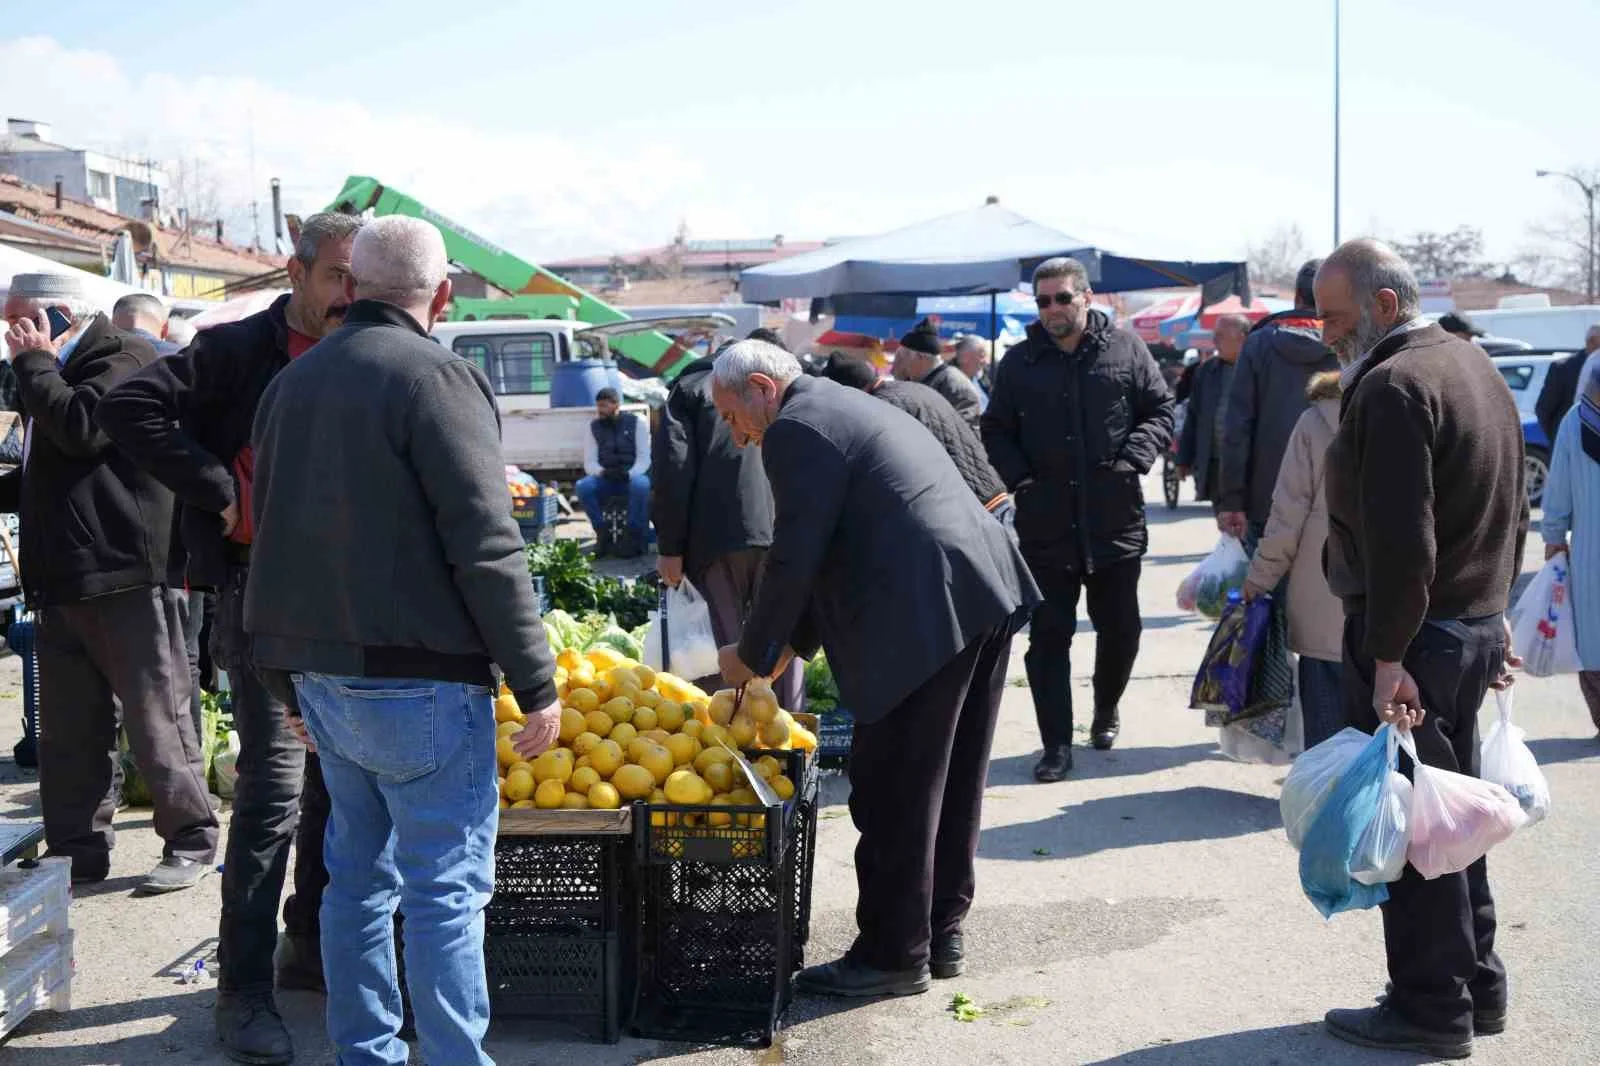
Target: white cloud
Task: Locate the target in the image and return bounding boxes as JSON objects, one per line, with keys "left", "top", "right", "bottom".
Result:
{"left": 0, "top": 35, "right": 750, "bottom": 261}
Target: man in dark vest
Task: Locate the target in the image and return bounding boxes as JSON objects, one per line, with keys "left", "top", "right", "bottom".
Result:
{"left": 576, "top": 386, "right": 651, "bottom": 557}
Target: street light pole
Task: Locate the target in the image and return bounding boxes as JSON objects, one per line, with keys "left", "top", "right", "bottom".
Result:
{"left": 1538, "top": 169, "right": 1597, "bottom": 302}
{"left": 1333, "top": 0, "right": 1342, "bottom": 247}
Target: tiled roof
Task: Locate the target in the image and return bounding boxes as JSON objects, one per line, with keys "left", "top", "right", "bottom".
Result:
{"left": 0, "top": 172, "right": 281, "bottom": 278}
{"left": 549, "top": 240, "right": 825, "bottom": 272}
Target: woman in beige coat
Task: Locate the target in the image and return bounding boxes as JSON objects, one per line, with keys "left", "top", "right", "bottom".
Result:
{"left": 1242, "top": 371, "right": 1344, "bottom": 748}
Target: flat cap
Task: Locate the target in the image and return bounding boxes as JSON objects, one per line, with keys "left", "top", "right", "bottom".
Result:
{"left": 7, "top": 272, "right": 86, "bottom": 301}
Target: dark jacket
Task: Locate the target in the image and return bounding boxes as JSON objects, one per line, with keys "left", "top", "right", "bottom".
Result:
{"left": 870, "top": 378, "right": 1006, "bottom": 505}
{"left": 1176, "top": 356, "right": 1234, "bottom": 501}
{"left": 246, "top": 301, "right": 556, "bottom": 707}
{"left": 1219, "top": 309, "right": 1338, "bottom": 525}
{"left": 919, "top": 360, "right": 983, "bottom": 429}
{"left": 591, "top": 413, "right": 639, "bottom": 473}
{"left": 980, "top": 312, "right": 1174, "bottom": 571}
{"left": 0, "top": 315, "right": 173, "bottom": 607}
{"left": 1535, "top": 348, "right": 1589, "bottom": 442}
{"left": 737, "top": 375, "right": 1039, "bottom": 724}
{"left": 1324, "top": 324, "right": 1527, "bottom": 662}
{"left": 650, "top": 358, "right": 774, "bottom": 579}
{"left": 97, "top": 294, "right": 292, "bottom": 589}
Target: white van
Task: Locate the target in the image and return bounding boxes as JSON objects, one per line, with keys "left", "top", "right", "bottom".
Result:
{"left": 430, "top": 313, "right": 734, "bottom": 475}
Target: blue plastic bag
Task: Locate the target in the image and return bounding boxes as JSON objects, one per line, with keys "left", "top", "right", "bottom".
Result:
{"left": 1297, "top": 725, "right": 1397, "bottom": 918}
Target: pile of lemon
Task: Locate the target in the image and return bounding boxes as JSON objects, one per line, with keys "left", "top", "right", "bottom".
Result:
{"left": 496, "top": 646, "right": 816, "bottom": 820}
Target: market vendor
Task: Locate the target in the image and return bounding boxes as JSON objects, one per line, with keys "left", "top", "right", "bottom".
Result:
{"left": 710, "top": 338, "right": 1039, "bottom": 998}
{"left": 577, "top": 387, "right": 651, "bottom": 557}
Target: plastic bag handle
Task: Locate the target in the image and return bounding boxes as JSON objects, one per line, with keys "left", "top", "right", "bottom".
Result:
{"left": 1395, "top": 726, "right": 1419, "bottom": 766}
{"left": 656, "top": 583, "right": 672, "bottom": 673}
{"left": 1494, "top": 687, "right": 1513, "bottom": 728}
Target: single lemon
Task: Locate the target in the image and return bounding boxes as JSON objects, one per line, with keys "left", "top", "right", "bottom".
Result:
{"left": 504, "top": 767, "right": 535, "bottom": 802}
{"left": 570, "top": 766, "right": 601, "bottom": 793}
{"left": 608, "top": 722, "right": 638, "bottom": 751}
{"left": 612, "top": 763, "right": 655, "bottom": 801}
{"left": 562, "top": 791, "right": 590, "bottom": 810}
{"left": 588, "top": 739, "right": 625, "bottom": 779}
{"left": 571, "top": 731, "right": 603, "bottom": 756}
{"left": 631, "top": 707, "right": 659, "bottom": 732}
{"left": 584, "top": 710, "right": 614, "bottom": 738}
{"left": 534, "top": 779, "right": 566, "bottom": 809}
{"left": 665, "top": 733, "right": 700, "bottom": 766}
{"left": 588, "top": 782, "right": 622, "bottom": 810}
{"left": 702, "top": 760, "right": 734, "bottom": 795}
{"left": 558, "top": 707, "right": 587, "bottom": 743}
{"left": 655, "top": 701, "right": 686, "bottom": 732}
{"left": 566, "top": 687, "right": 600, "bottom": 714}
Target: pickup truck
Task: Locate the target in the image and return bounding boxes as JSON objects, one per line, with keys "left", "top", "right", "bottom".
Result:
{"left": 430, "top": 312, "right": 734, "bottom": 477}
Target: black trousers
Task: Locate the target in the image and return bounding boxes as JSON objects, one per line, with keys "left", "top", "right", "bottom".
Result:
{"left": 846, "top": 624, "right": 1011, "bottom": 971}
{"left": 36, "top": 586, "right": 219, "bottom": 872}
{"left": 177, "top": 589, "right": 208, "bottom": 749}
{"left": 1343, "top": 613, "right": 1507, "bottom": 1038}
{"left": 1023, "top": 557, "right": 1143, "bottom": 748}
{"left": 213, "top": 565, "right": 329, "bottom": 994}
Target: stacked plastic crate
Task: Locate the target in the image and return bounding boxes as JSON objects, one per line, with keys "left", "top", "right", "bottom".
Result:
{"left": 0, "top": 856, "right": 73, "bottom": 1041}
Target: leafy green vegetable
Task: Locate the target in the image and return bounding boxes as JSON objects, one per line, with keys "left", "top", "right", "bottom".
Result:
{"left": 529, "top": 539, "right": 657, "bottom": 632}
{"left": 804, "top": 653, "right": 839, "bottom": 701}
{"left": 950, "top": 992, "right": 984, "bottom": 1022}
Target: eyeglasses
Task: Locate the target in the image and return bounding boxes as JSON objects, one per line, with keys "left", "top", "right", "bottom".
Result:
{"left": 1034, "top": 292, "right": 1079, "bottom": 309}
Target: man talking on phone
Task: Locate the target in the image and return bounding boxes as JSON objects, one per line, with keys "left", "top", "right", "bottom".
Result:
{"left": 0, "top": 272, "right": 218, "bottom": 894}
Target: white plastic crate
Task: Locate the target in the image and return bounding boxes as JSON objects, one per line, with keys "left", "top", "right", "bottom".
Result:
{"left": 0, "top": 858, "right": 70, "bottom": 956}
{"left": 0, "top": 929, "right": 73, "bottom": 1041}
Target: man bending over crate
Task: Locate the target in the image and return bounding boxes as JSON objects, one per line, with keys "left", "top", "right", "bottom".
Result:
{"left": 247, "top": 215, "right": 562, "bottom": 1064}
{"left": 711, "top": 339, "right": 1040, "bottom": 996}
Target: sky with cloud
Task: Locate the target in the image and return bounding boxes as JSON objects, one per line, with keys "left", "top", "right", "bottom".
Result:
{"left": 2, "top": 0, "right": 1596, "bottom": 271}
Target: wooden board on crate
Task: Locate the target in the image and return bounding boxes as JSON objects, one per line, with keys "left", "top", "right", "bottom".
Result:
{"left": 498, "top": 807, "right": 633, "bottom": 837}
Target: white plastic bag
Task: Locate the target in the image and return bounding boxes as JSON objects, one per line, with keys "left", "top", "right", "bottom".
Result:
{"left": 1280, "top": 727, "right": 1371, "bottom": 849}
{"left": 1480, "top": 689, "right": 1551, "bottom": 826}
{"left": 1509, "top": 555, "right": 1581, "bottom": 676}
{"left": 1405, "top": 729, "right": 1528, "bottom": 880}
{"left": 1350, "top": 729, "right": 1413, "bottom": 885}
{"left": 643, "top": 578, "right": 719, "bottom": 681}
{"left": 1176, "top": 535, "right": 1249, "bottom": 618}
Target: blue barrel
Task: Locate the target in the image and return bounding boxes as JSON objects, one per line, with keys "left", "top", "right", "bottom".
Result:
{"left": 550, "top": 360, "right": 624, "bottom": 408}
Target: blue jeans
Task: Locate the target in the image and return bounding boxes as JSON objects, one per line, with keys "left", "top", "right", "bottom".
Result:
{"left": 293, "top": 674, "right": 497, "bottom": 1066}
{"left": 575, "top": 473, "right": 650, "bottom": 536}
{"left": 1298, "top": 655, "right": 1345, "bottom": 749}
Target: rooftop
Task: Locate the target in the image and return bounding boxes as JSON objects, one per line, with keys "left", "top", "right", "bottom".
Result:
{"left": 549, "top": 237, "right": 826, "bottom": 273}
{"left": 0, "top": 172, "right": 280, "bottom": 281}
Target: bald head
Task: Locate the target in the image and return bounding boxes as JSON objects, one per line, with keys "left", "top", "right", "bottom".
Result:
{"left": 112, "top": 293, "right": 169, "bottom": 336}
{"left": 1314, "top": 239, "right": 1421, "bottom": 365}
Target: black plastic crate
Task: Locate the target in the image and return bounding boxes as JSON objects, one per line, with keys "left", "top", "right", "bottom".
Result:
{"left": 815, "top": 708, "right": 852, "bottom": 770}
{"left": 638, "top": 749, "right": 812, "bottom": 869}
{"left": 483, "top": 833, "right": 634, "bottom": 1042}
{"left": 631, "top": 770, "right": 820, "bottom": 1048}
{"left": 514, "top": 493, "right": 559, "bottom": 545}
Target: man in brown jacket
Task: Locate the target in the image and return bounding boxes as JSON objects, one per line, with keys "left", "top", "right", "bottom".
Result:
{"left": 1315, "top": 239, "right": 1526, "bottom": 1060}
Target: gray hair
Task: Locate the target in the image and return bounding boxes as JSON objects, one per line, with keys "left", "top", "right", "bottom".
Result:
{"left": 1213, "top": 313, "right": 1251, "bottom": 337}
{"left": 293, "top": 212, "right": 365, "bottom": 267}
{"left": 1031, "top": 256, "right": 1091, "bottom": 293}
{"left": 1586, "top": 324, "right": 1600, "bottom": 346}
{"left": 712, "top": 339, "right": 803, "bottom": 394}
{"left": 954, "top": 335, "right": 990, "bottom": 358}
{"left": 1319, "top": 238, "right": 1422, "bottom": 321}
{"left": 112, "top": 292, "right": 169, "bottom": 328}
{"left": 351, "top": 216, "right": 449, "bottom": 305}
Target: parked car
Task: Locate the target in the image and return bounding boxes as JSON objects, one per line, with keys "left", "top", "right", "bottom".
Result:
{"left": 1492, "top": 351, "right": 1575, "bottom": 508}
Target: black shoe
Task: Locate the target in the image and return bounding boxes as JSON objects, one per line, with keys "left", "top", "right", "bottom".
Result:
{"left": 274, "top": 932, "right": 326, "bottom": 993}
{"left": 137, "top": 857, "right": 209, "bottom": 895}
{"left": 215, "top": 991, "right": 293, "bottom": 1065}
{"left": 794, "top": 957, "right": 930, "bottom": 998}
{"left": 1381, "top": 981, "right": 1506, "bottom": 1035}
{"left": 1090, "top": 708, "right": 1120, "bottom": 750}
{"left": 931, "top": 933, "right": 964, "bottom": 979}
{"left": 1325, "top": 1004, "right": 1472, "bottom": 1059}
{"left": 594, "top": 531, "right": 614, "bottom": 557}
{"left": 1033, "top": 746, "right": 1072, "bottom": 782}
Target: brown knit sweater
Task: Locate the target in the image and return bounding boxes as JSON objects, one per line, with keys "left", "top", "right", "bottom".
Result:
{"left": 1323, "top": 323, "right": 1528, "bottom": 661}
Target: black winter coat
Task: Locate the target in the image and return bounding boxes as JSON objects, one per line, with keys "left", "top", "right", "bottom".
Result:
{"left": 0, "top": 315, "right": 174, "bottom": 607}
{"left": 981, "top": 313, "right": 1174, "bottom": 571}
{"left": 870, "top": 379, "right": 1006, "bottom": 505}
{"left": 919, "top": 361, "right": 984, "bottom": 429}
{"left": 650, "top": 359, "right": 774, "bottom": 579}
{"left": 98, "top": 294, "right": 292, "bottom": 589}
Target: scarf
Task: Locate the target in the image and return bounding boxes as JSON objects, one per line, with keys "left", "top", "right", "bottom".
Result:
{"left": 1581, "top": 359, "right": 1600, "bottom": 464}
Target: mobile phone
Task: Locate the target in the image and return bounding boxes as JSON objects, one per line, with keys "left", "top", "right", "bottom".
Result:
{"left": 44, "top": 307, "right": 72, "bottom": 339}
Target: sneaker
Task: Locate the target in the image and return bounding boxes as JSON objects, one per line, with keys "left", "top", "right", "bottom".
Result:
{"left": 137, "top": 857, "right": 209, "bottom": 895}
{"left": 1325, "top": 1003, "right": 1472, "bottom": 1059}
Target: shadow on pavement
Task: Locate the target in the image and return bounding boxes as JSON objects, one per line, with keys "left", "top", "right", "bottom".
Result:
{"left": 71, "top": 873, "right": 148, "bottom": 899}
{"left": 987, "top": 743, "right": 1224, "bottom": 785}
{"left": 978, "top": 785, "right": 1280, "bottom": 862}
{"left": 1145, "top": 551, "right": 1210, "bottom": 566}
{"left": 1078, "top": 1021, "right": 1439, "bottom": 1065}
{"left": 1074, "top": 613, "right": 1206, "bottom": 634}
{"left": 1146, "top": 505, "right": 1211, "bottom": 527}
{"left": 3, "top": 989, "right": 222, "bottom": 1065}
{"left": 1526, "top": 735, "right": 1599, "bottom": 765}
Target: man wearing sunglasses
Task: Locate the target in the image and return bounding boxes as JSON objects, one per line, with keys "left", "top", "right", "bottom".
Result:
{"left": 981, "top": 257, "right": 1173, "bottom": 781}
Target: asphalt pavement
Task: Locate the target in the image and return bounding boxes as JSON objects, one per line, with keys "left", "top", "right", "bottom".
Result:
{"left": 2, "top": 473, "right": 1597, "bottom": 1066}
